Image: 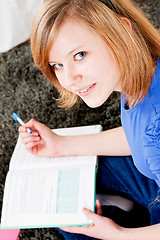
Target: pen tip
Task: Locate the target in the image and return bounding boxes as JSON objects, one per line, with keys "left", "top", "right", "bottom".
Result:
{"left": 12, "top": 112, "right": 18, "bottom": 121}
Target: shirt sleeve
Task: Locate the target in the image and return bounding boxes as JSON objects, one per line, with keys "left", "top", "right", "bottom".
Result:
{"left": 143, "top": 113, "right": 160, "bottom": 185}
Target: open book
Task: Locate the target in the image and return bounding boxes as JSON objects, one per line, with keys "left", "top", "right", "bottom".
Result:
{"left": 1, "top": 125, "right": 102, "bottom": 229}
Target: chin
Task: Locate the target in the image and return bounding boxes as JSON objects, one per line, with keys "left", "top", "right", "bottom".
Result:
{"left": 82, "top": 94, "right": 111, "bottom": 108}
{"left": 84, "top": 100, "right": 105, "bottom": 108}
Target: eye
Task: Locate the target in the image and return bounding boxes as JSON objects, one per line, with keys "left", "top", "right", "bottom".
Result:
{"left": 74, "top": 51, "right": 86, "bottom": 62}
{"left": 51, "top": 63, "right": 63, "bottom": 71}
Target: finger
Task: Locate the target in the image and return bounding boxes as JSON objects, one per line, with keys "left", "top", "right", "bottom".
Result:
{"left": 30, "top": 145, "right": 38, "bottom": 155}
{"left": 21, "top": 132, "right": 40, "bottom": 140}
{"left": 19, "top": 131, "right": 39, "bottom": 139}
{"left": 19, "top": 131, "right": 30, "bottom": 138}
{"left": 60, "top": 225, "right": 90, "bottom": 235}
{"left": 21, "top": 135, "right": 41, "bottom": 145}
{"left": 82, "top": 208, "right": 101, "bottom": 223}
{"left": 19, "top": 126, "right": 28, "bottom": 133}
{"left": 18, "top": 119, "right": 42, "bottom": 135}
{"left": 23, "top": 119, "right": 46, "bottom": 133}
{"left": 96, "top": 200, "right": 102, "bottom": 216}
{"left": 19, "top": 126, "right": 39, "bottom": 136}
{"left": 24, "top": 144, "right": 38, "bottom": 155}
{"left": 25, "top": 141, "right": 40, "bottom": 151}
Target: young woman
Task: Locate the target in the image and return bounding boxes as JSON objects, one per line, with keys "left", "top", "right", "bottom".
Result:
{"left": 19, "top": 0, "right": 160, "bottom": 239}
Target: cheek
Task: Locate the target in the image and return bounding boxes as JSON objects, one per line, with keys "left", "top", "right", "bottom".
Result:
{"left": 97, "top": 55, "right": 119, "bottom": 82}
{"left": 55, "top": 72, "right": 65, "bottom": 88}
{"left": 90, "top": 61, "right": 108, "bottom": 81}
{"left": 57, "top": 77, "right": 73, "bottom": 92}
{"left": 58, "top": 80, "right": 67, "bottom": 90}
{"left": 88, "top": 53, "right": 112, "bottom": 77}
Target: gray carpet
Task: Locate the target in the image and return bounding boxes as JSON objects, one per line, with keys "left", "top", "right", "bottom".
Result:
{"left": 0, "top": 0, "right": 159, "bottom": 239}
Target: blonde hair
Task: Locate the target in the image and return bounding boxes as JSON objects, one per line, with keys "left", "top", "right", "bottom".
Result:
{"left": 31, "top": 0, "right": 160, "bottom": 109}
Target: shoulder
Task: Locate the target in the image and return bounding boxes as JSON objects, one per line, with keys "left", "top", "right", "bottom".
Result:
{"left": 149, "top": 58, "right": 160, "bottom": 92}
{"left": 147, "top": 58, "right": 160, "bottom": 114}
{"left": 143, "top": 59, "right": 160, "bottom": 156}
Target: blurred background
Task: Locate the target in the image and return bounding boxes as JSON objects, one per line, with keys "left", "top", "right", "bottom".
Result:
{"left": 0, "top": 0, "right": 159, "bottom": 239}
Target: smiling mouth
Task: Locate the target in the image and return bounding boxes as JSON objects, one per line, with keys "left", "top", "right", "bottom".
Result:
{"left": 78, "top": 83, "right": 96, "bottom": 96}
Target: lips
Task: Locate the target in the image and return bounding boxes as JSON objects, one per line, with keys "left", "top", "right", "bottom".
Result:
{"left": 77, "top": 83, "right": 96, "bottom": 96}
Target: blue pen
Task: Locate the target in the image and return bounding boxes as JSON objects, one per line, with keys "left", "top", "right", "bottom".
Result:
{"left": 12, "top": 112, "right": 32, "bottom": 134}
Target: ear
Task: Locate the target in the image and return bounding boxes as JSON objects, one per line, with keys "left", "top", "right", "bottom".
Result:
{"left": 121, "top": 17, "right": 132, "bottom": 32}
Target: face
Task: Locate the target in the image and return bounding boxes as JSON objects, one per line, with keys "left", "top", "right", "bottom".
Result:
{"left": 49, "top": 17, "right": 121, "bottom": 108}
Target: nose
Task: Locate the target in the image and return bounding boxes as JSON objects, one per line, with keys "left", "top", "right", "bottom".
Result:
{"left": 64, "top": 66, "right": 82, "bottom": 88}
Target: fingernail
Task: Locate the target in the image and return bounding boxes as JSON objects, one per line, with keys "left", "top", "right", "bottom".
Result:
{"left": 33, "top": 132, "right": 39, "bottom": 136}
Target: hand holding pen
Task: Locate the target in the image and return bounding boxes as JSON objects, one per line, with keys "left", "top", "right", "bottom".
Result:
{"left": 14, "top": 115, "right": 60, "bottom": 157}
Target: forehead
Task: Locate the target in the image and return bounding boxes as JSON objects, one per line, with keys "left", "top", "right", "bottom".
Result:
{"left": 49, "top": 17, "right": 103, "bottom": 60}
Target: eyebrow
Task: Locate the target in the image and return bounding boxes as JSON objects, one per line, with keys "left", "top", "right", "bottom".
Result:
{"left": 67, "top": 46, "right": 83, "bottom": 56}
{"left": 49, "top": 45, "right": 84, "bottom": 64}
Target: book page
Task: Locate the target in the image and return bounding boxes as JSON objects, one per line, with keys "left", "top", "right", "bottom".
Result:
{"left": 1, "top": 125, "right": 100, "bottom": 228}
{"left": 9, "top": 124, "right": 101, "bottom": 171}
{"left": 1, "top": 164, "right": 95, "bottom": 228}
{"left": 9, "top": 138, "right": 97, "bottom": 170}
{"left": 53, "top": 125, "right": 102, "bottom": 136}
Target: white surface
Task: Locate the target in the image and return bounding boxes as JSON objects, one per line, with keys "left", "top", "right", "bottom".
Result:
{"left": 0, "top": 0, "right": 43, "bottom": 52}
{"left": 96, "top": 194, "right": 134, "bottom": 212}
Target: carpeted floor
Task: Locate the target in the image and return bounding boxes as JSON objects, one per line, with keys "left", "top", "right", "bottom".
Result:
{"left": 0, "top": 0, "right": 159, "bottom": 239}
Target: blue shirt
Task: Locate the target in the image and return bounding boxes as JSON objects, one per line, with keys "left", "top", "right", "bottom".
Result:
{"left": 121, "top": 58, "right": 160, "bottom": 187}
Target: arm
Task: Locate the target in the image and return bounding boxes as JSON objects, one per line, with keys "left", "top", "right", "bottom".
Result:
{"left": 59, "top": 125, "right": 131, "bottom": 156}
{"left": 19, "top": 119, "right": 131, "bottom": 157}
